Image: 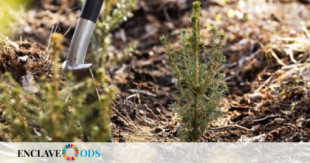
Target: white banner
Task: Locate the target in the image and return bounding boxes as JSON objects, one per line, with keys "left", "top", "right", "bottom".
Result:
{"left": 0, "top": 143, "right": 309, "bottom": 163}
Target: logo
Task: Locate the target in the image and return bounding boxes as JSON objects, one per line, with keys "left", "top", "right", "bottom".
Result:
{"left": 17, "top": 144, "right": 101, "bottom": 161}
{"left": 62, "top": 144, "right": 79, "bottom": 161}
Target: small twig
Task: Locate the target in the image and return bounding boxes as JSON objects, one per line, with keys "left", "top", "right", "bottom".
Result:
{"left": 128, "top": 89, "right": 156, "bottom": 97}
{"left": 302, "top": 26, "right": 310, "bottom": 40}
{"left": 255, "top": 76, "right": 273, "bottom": 93}
{"left": 285, "top": 49, "right": 297, "bottom": 63}
{"left": 111, "top": 107, "right": 138, "bottom": 129}
{"left": 111, "top": 107, "right": 130, "bottom": 123}
{"left": 126, "top": 92, "right": 141, "bottom": 104}
{"left": 163, "top": 7, "right": 171, "bottom": 21}
{"left": 144, "top": 104, "right": 161, "bottom": 121}
{"left": 269, "top": 50, "right": 286, "bottom": 66}
{"left": 211, "top": 124, "right": 254, "bottom": 131}
{"left": 63, "top": 11, "right": 81, "bottom": 38}
{"left": 234, "top": 124, "right": 254, "bottom": 131}
{"left": 252, "top": 115, "right": 280, "bottom": 122}
{"left": 45, "top": 26, "right": 57, "bottom": 54}
{"left": 126, "top": 94, "right": 138, "bottom": 100}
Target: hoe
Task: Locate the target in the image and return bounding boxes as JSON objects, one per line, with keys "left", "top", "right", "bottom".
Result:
{"left": 62, "top": 0, "right": 104, "bottom": 98}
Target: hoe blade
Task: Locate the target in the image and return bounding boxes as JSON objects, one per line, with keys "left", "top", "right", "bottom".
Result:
{"left": 68, "top": 64, "right": 100, "bottom": 100}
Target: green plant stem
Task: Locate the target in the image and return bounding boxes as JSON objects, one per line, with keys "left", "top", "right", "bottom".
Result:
{"left": 193, "top": 4, "right": 200, "bottom": 141}
{"left": 193, "top": 94, "right": 199, "bottom": 141}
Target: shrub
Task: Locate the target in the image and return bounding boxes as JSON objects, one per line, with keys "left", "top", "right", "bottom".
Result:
{"left": 160, "top": 1, "right": 227, "bottom": 142}
{"left": 0, "top": 34, "right": 116, "bottom": 142}
{"left": 86, "top": 0, "right": 137, "bottom": 67}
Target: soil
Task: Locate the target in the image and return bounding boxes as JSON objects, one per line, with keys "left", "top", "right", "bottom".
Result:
{"left": 1, "top": 0, "right": 310, "bottom": 142}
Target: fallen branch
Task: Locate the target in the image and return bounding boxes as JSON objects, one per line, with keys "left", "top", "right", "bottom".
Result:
{"left": 210, "top": 124, "right": 254, "bottom": 131}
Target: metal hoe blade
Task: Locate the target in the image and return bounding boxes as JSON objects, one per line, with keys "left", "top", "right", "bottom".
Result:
{"left": 63, "top": 62, "right": 100, "bottom": 100}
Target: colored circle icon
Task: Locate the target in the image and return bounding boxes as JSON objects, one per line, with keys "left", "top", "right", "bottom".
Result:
{"left": 62, "top": 144, "right": 79, "bottom": 161}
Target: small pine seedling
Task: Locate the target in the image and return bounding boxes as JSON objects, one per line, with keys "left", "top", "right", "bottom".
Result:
{"left": 160, "top": 1, "right": 227, "bottom": 142}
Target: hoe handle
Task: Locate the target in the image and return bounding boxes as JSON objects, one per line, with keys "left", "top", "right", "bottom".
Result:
{"left": 65, "top": 0, "right": 104, "bottom": 68}
{"left": 81, "top": 0, "right": 104, "bottom": 22}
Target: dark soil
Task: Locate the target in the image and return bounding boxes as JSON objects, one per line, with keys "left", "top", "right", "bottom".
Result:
{"left": 110, "top": 0, "right": 310, "bottom": 142}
